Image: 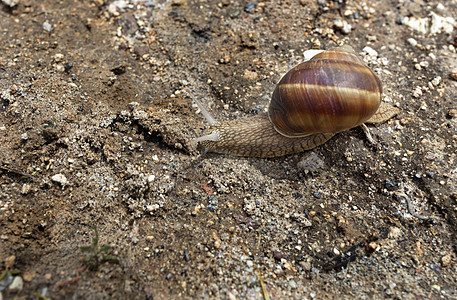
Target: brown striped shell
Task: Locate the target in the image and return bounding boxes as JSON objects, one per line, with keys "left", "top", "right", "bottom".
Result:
{"left": 268, "top": 45, "right": 382, "bottom": 137}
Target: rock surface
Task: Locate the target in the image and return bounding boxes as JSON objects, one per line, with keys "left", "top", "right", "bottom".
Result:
{"left": 0, "top": 0, "right": 456, "bottom": 299}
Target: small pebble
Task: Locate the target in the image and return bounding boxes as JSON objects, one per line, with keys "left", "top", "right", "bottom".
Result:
{"left": 1, "top": 272, "right": 14, "bottom": 290}
{"left": 166, "top": 273, "right": 173, "bottom": 280}
{"left": 333, "top": 19, "right": 344, "bottom": 28}
{"left": 206, "top": 196, "right": 218, "bottom": 212}
{"left": 299, "top": 261, "right": 312, "bottom": 271}
{"left": 333, "top": 19, "right": 352, "bottom": 34}
{"left": 388, "top": 227, "right": 402, "bottom": 239}
{"left": 450, "top": 69, "right": 457, "bottom": 81}
{"left": 341, "top": 23, "right": 352, "bottom": 34}
{"left": 20, "top": 132, "right": 28, "bottom": 141}
{"left": 191, "top": 204, "right": 202, "bottom": 216}
{"left": 43, "top": 21, "right": 53, "bottom": 32}
{"left": 183, "top": 250, "right": 191, "bottom": 261}
{"left": 426, "top": 172, "right": 435, "bottom": 178}
{"left": 172, "top": 0, "right": 187, "bottom": 5}
{"left": 385, "top": 180, "right": 396, "bottom": 191}
{"left": 243, "top": 69, "right": 258, "bottom": 80}
{"left": 51, "top": 174, "right": 68, "bottom": 186}
{"left": 431, "top": 76, "right": 441, "bottom": 86}
{"left": 133, "top": 45, "right": 149, "bottom": 58}
{"left": 214, "top": 238, "right": 221, "bottom": 249}
{"left": 2, "top": 0, "right": 19, "bottom": 7}
{"left": 22, "top": 270, "right": 36, "bottom": 282}
{"left": 303, "top": 49, "right": 324, "bottom": 61}
{"left": 128, "top": 102, "right": 139, "bottom": 110}
{"left": 312, "top": 191, "right": 321, "bottom": 199}
{"left": 56, "top": 64, "right": 64, "bottom": 72}
{"left": 244, "top": 2, "right": 256, "bottom": 13}
{"left": 297, "top": 152, "right": 325, "bottom": 174}
{"left": 54, "top": 53, "right": 64, "bottom": 62}
{"left": 21, "top": 183, "right": 31, "bottom": 195}
{"left": 430, "top": 263, "right": 440, "bottom": 273}
{"left": 219, "top": 55, "right": 230, "bottom": 64}
{"left": 146, "top": 204, "right": 159, "bottom": 212}
{"left": 395, "top": 17, "right": 405, "bottom": 25}
{"left": 412, "top": 86, "right": 423, "bottom": 98}
{"left": 273, "top": 250, "right": 288, "bottom": 260}
{"left": 441, "top": 254, "right": 451, "bottom": 267}
{"left": 447, "top": 109, "right": 457, "bottom": 118}
{"left": 407, "top": 38, "right": 418, "bottom": 47}
{"left": 419, "top": 61, "right": 429, "bottom": 68}
{"left": 64, "top": 62, "right": 73, "bottom": 72}
{"left": 366, "top": 35, "right": 377, "bottom": 42}
{"left": 230, "top": 10, "right": 241, "bottom": 19}
{"left": 362, "top": 46, "right": 378, "bottom": 57}
{"left": 431, "top": 284, "right": 441, "bottom": 292}
{"left": 289, "top": 280, "right": 297, "bottom": 289}
{"left": 5, "top": 255, "right": 15, "bottom": 268}
{"left": 403, "top": 16, "right": 428, "bottom": 34}
{"left": 317, "top": 0, "right": 326, "bottom": 6}
{"left": 400, "top": 118, "right": 409, "bottom": 125}
{"left": 368, "top": 242, "right": 378, "bottom": 251}
{"left": 8, "top": 276, "right": 23, "bottom": 292}
{"left": 430, "top": 12, "right": 455, "bottom": 35}
{"left": 436, "top": 3, "right": 445, "bottom": 10}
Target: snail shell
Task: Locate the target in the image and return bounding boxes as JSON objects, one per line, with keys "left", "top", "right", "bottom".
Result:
{"left": 193, "top": 45, "right": 398, "bottom": 157}
{"left": 269, "top": 45, "right": 382, "bottom": 137}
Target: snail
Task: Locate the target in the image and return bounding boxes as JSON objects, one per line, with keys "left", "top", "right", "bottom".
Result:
{"left": 191, "top": 45, "right": 399, "bottom": 158}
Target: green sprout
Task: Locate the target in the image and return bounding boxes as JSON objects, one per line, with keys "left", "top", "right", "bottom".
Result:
{"left": 32, "top": 292, "right": 51, "bottom": 300}
{"left": 80, "top": 227, "right": 118, "bottom": 269}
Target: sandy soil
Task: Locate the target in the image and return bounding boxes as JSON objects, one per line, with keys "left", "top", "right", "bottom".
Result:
{"left": 1, "top": 0, "right": 456, "bottom": 299}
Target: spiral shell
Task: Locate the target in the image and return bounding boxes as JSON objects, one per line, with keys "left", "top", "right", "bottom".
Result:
{"left": 268, "top": 45, "right": 382, "bottom": 137}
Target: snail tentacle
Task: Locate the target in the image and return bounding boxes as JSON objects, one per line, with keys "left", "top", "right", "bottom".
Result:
{"left": 359, "top": 102, "right": 399, "bottom": 145}
{"left": 187, "top": 92, "right": 217, "bottom": 125}
{"left": 360, "top": 123, "right": 375, "bottom": 144}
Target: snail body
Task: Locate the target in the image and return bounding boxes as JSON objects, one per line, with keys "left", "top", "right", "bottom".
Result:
{"left": 193, "top": 45, "right": 398, "bottom": 157}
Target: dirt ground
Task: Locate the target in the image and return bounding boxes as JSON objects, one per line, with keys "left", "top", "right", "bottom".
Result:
{"left": 0, "top": 0, "right": 456, "bottom": 299}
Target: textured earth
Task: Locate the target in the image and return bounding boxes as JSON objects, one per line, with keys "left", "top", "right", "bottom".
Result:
{"left": 1, "top": 0, "right": 456, "bottom": 299}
